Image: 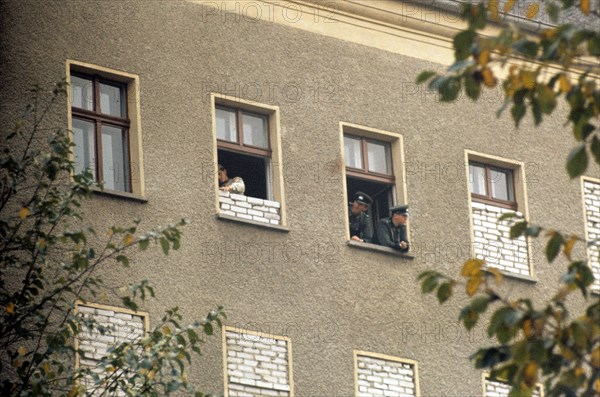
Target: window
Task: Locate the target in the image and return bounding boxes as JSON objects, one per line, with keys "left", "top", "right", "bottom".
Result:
{"left": 212, "top": 94, "right": 286, "bottom": 227}
{"left": 216, "top": 105, "right": 271, "bottom": 199}
{"left": 67, "top": 60, "right": 144, "bottom": 197}
{"left": 354, "top": 351, "right": 420, "bottom": 397}
{"left": 469, "top": 162, "right": 516, "bottom": 210}
{"left": 76, "top": 303, "right": 148, "bottom": 395}
{"left": 582, "top": 177, "right": 600, "bottom": 293}
{"left": 466, "top": 152, "right": 531, "bottom": 278}
{"left": 483, "top": 375, "right": 542, "bottom": 397}
{"left": 341, "top": 123, "right": 407, "bottom": 242}
{"left": 223, "top": 326, "right": 293, "bottom": 396}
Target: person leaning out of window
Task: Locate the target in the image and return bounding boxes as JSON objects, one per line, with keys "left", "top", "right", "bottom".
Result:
{"left": 372, "top": 205, "right": 409, "bottom": 252}
{"left": 349, "top": 191, "right": 373, "bottom": 243}
{"left": 218, "top": 164, "right": 245, "bottom": 194}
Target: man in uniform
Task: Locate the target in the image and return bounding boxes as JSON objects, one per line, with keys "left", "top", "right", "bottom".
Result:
{"left": 348, "top": 191, "right": 373, "bottom": 242}
{"left": 373, "top": 205, "right": 409, "bottom": 252}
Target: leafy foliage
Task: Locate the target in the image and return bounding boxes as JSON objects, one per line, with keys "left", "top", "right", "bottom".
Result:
{"left": 417, "top": 2, "right": 600, "bottom": 396}
{"left": 416, "top": 0, "right": 600, "bottom": 179}
{"left": 0, "top": 82, "right": 225, "bottom": 396}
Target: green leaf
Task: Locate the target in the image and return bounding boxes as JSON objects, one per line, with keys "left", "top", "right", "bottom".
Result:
{"left": 566, "top": 143, "right": 588, "bottom": 178}
{"left": 116, "top": 255, "right": 129, "bottom": 267}
{"left": 471, "top": 296, "right": 490, "bottom": 313}
{"left": 421, "top": 275, "right": 439, "bottom": 294}
{"left": 139, "top": 238, "right": 150, "bottom": 250}
{"left": 513, "top": 39, "right": 538, "bottom": 57}
{"left": 439, "top": 77, "right": 461, "bottom": 102}
{"left": 511, "top": 104, "right": 526, "bottom": 127}
{"left": 498, "top": 212, "right": 518, "bottom": 221}
{"left": 510, "top": 221, "right": 527, "bottom": 239}
{"left": 546, "top": 3, "right": 560, "bottom": 22}
{"left": 436, "top": 282, "right": 453, "bottom": 304}
{"left": 416, "top": 71, "right": 436, "bottom": 84}
{"left": 591, "top": 136, "right": 600, "bottom": 166}
{"left": 203, "top": 323, "right": 213, "bottom": 336}
{"left": 454, "top": 30, "right": 476, "bottom": 60}
{"left": 546, "top": 233, "right": 563, "bottom": 263}
{"left": 465, "top": 74, "right": 481, "bottom": 100}
{"left": 160, "top": 237, "right": 170, "bottom": 255}
{"left": 536, "top": 85, "right": 556, "bottom": 114}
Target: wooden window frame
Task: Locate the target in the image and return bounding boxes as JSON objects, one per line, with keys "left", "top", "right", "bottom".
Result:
{"left": 470, "top": 161, "right": 517, "bottom": 210}
{"left": 71, "top": 72, "right": 132, "bottom": 193}
{"left": 344, "top": 134, "right": 395, "bottom": 184}
{"left": 216, "top": 105, "right": 272, "bottom": 158}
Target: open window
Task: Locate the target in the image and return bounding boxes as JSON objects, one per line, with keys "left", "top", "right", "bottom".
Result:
{"left": 212, "top": 94, "right": 286, "bottom": 227}
{"left": 341, "top": 123, "right": 407, "bottom": 243}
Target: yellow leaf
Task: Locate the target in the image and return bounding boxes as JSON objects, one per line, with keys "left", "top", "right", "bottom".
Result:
{"left": 526, "top": 3, "right": 539, "bottom": 19}
{"left": 592, "top": 347, "right": 600, "bottom": 368}
{"left": 162, "top": 326, "right": 171, "bottom": 335}
{"left": 462, "top": 259, "right": 485, "bottom": 277}
{"left": 36, "top": 238, "right": 46, "bottom": 250}
{"left": 148, "top": 370, "right": 156, "bottom": 380}
{"left": 482, "top": 67, "right": 497, "bottom": 88}
{"left": 478, "top": 49, "right": 490, "bottom": 66}
{"left": 520, "top": 70, "right": 537, "bottom": 89}
{"left": 17, "top": 346, "right": 27, "bottom": 356}
{"left": 487, "top": 0, "right": 499, "bottom": 20}
{"left": 123, "top": 233, "right": 133, "bottom": 246}
{"left": 178, "top": 351, "right": 185, "bottom": 360}
{"left": 595, "top": 379, "right": 600, "bottom": 393}
{"left": 524, "top": 362, "right": 538, "bottom": 386}
{"left": 466, "top": 276, "right": 482, "bottom": 296}
{"left": 6, "top": 302, "right": 15, "bottom": 314}
{"left": 522, "top": 319, "right": 533, "bottom": 337}
{"left": 563, "top": 236, "right": 576, "bottom": 260}
{"left": 488, "top": 268, "right": 504, "bottom": 285}
{"left": 581, "top": 0, "right": 590, "bottom": 15}
{"left": 105, "top": 366, "right": 116, "bottom": 373}
{"left": 559, "top": 74, "right": 571, "bottom": 93}
{"left": 68, "top": 386, "right": 79, "bottom": 397}
{"left": 19, "top": 207, "right": 30, "bottom": 219}
{"left": 504, "top": 0, "right": 516, "bottom": 13}
{"left": 42, "top": 362, "right": 51, "bottom": 374}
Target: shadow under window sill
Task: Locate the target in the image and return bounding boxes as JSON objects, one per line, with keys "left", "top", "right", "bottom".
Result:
{"left": 347, "top": 240, "right": 414, "bottom": 259}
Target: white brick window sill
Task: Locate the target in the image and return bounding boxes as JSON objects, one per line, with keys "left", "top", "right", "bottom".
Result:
{"left": 347, "top": 240, "right": 415, "bottom": 259}
{"left": 217, "top": 213, "right": 289, "bottom": 232}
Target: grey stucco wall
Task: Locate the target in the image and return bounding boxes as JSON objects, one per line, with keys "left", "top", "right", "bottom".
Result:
{"left": 1, "top": 1, "right": 597, "bottom": 395}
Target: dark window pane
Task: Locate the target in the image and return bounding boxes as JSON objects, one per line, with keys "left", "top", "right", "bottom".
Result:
{"left": 100, "top": 83, "right": 125, "bottom": 117}
{"left": 216, "top": 108, "right": 237, "bottom": 142}
{"left": 344, "top": 136, "right": 362, "bottom": 169}
{"left": 469, "top": 164, "right": 486, "bottom": 195}
{"left": 72, "top": 118, "right": 96, "bottom": 179}
{"left": 101, "top": 125, "right": 129, "bottom": 192}
{"left": 242, "top": 113, "right": 268, "bottom": 148}
{"left": 71, "top": 75, "right": 94, "bottom": 111}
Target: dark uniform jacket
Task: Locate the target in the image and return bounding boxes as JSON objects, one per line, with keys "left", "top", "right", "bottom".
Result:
{"left": 372, "top": 217, "right": 409, "bottom": 252}
{"left": 348, "top": 205, "right": 372, "bottom": 243}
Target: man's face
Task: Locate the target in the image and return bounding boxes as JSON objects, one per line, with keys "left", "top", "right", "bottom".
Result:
{"left": 392, "top": 213, "right": 407, "bottom": 226}
{"left": 351, "top": 201, "right": 368, "bottom": 215}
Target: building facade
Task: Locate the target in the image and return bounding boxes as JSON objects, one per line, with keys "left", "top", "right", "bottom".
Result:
{"left": 1, "top": 0, "right": 598, "bottom": 396}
